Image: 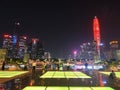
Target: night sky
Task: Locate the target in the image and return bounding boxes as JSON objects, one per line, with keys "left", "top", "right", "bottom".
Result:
{"left": 0, "top": 0, "right": 120, "bottom": 59}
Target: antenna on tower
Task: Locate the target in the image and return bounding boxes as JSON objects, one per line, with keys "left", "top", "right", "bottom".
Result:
{"left": 94, "top": 16, "right": 97, "bottom": 18}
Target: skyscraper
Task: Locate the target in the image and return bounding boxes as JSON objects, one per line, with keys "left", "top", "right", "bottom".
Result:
{"left": 93, "top": 16, "right": 101, "bottom": 61}
{"left": 2, "top": 34, "right": 13, "bottom": 58}
{"left": 18, "top": 36, "right": 27, "bottom": 58}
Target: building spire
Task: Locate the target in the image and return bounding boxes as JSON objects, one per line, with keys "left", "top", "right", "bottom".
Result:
{"left": 94, "top": 16, "right": 97, "bottom": 18}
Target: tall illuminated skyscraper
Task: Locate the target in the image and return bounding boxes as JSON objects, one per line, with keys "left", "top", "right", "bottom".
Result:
{"left": 93, "top": 16, "right": 101, "bottom": 61}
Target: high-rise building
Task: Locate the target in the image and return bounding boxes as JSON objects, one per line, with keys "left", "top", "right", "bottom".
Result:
{"left": 30, "top": 38, "right": 39, "bottom": 59}
{"left": 18, "top": 36, "right": 27, "bottom": 58}
{"left": 29, "top": 38, "right": 45, "bottom": 60}
{"left": 36, "top": 42, "right": 45, "bottom": 59}
{"left": 11, "top": 35, "right": 18, "bottom": 58}
{"left": 79, "top": 42, "right": 94, "bottom": 60}
{"left": 2, "top": 34, "right": 12, "bottom": 49}
{"left": 109, "top": 40, "right": 119, "bottom": 60}
{"left": 93, "top": 16, "right": 101, "bottom": 49}
{"left": 93, "top": 16, "right": 101, "bottom": 61}
{"left": 109, "top": 41, "right": 119, "bottom": 50}
{"left": 2, "top": 34, "right": 13, "bottom": 58}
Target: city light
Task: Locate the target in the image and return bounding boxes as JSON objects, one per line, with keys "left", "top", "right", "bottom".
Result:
{"left": 4, "top": 34, "right": 10, "bottom": 38}
{"left": 100, "top": 43, "right": 104, "bottom": 46}
{"left": 32, "top": 38, "right": 38, "bottom": 44}
{"left": 73, "top": 50, "right": 77, "bottom": 55}
{"left": 23, "top": 36, "right": 27, "bottom": 40}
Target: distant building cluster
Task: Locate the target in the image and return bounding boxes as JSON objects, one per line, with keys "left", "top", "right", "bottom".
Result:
{"left": 1, "top": 34, "right": 51, "bottom": 61}
{"left": 73, "top": 40, "right": 120, "bottom": 62}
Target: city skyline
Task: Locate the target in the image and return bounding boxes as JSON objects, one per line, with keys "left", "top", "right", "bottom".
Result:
{"left": 0, "top": 1, "right": 120, "bottom": 58}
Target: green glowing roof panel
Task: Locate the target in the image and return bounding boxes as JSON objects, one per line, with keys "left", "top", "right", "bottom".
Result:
{"left": 46, "top": 86, "right": 68, "bottom": 90}
{"left": 22, "top": 86, "right": 46, "bottom": 90}
{"left": 0, "top": 71, "right": 29, "bottom": 78}
{"left": 91, "top": 87, "right": 114, "bottom": 90}
{"left": 70, "top": 87, "right": 91, "bottom": 90}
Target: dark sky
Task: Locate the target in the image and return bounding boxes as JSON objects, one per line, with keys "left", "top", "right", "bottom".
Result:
{"left": 0, "top": 0, "right": 120, "bottom": 59}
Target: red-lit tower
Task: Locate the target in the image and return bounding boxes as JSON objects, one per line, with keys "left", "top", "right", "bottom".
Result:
{"left": 93, "top": 16, "right": 101, "bottom": 61}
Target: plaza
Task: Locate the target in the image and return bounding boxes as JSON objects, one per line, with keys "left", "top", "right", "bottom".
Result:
{"left": 1, "top": 69, "right": 119, "bottom": 90}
